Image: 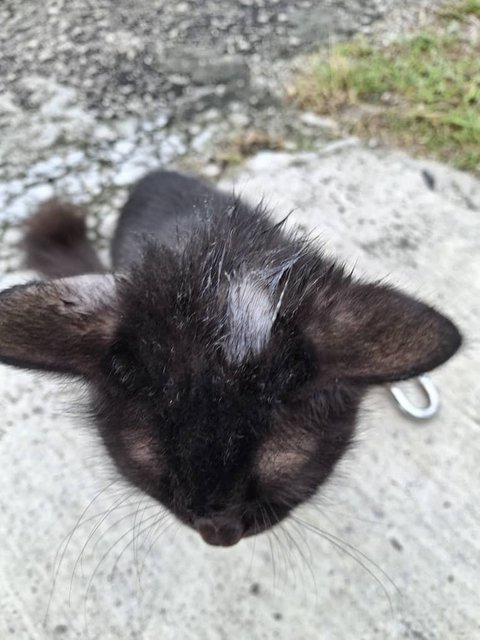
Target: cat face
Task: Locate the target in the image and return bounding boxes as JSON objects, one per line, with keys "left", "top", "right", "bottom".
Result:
{"left": 93, "top": 283, "right": 360, "bottom": 545}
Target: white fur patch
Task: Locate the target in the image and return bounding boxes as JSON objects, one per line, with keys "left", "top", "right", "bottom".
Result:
{"left": 224, "top": 274, "right": 276, "bottom": 363}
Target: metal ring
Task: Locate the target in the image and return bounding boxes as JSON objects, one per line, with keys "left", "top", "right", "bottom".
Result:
{"left": 386, "top": 375, "right": 441, "bottom": 421}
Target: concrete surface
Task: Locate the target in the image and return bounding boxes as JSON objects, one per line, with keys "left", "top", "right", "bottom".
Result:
{"left": 0, "top": 145, "right": 479, "bottom": 640}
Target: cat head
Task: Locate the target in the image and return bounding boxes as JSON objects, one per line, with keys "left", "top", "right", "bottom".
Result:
{"left": 0, "top": 233, "right": 461, "bottom": 546}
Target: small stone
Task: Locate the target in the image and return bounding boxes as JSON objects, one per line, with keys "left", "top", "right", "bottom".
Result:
{"left": 188, "top": 124, "right": 202, "bottom": 136}
{"left": 283, "top": 140, "right": 298, "bottom": 151}
{"left": 113, "top": 140, "right": 135, "bottom": 157}
{"left": 2, "top": 227, "right": 23, "bottom": 246}
{"left": 203, "top": 108, "right": 221, "bottom": 123}
{"left": 54, "top": 624, "right": 68, "bottom": 635}
{"left": 80, "top": 169, "right": 104, "bottom": 195}
{"left": 300, "top": 112, "right": 339, "bottom": 131}
{"left": 56, "top": 175, "right": 84, "bottom": 198}
{"left": 0, "top": 92, "right": 19, "bottom": 116}
{"left": 318, "top": 137, "right": 360, "bottom": 155}
{"left": 169, "top": 74, "right": 189, "bottom": 87}
{"left": 114, "top": 119, "right": 139, "bottom": 139}
{"left": 158, "top": 134, "right": 187, "bottom": 160}
{"left": 191, "top": 56, "right": 249, "bottom": 86}
{"left": 64, "top": 150, "right": 86, "bottom": 167}
{"left": 29, "top": 156, "right": 65, "bottom": 179}
{"left": 4, "top": 196, "right": 30, "bottom": 220}
{"left": 33, "top": 123, "right": 60, "bottom": 149}
{"left": 422, "top": 169, "right": 436, "bottom": 191}
{"left": 26, "top": 184, "right": 55, "bottom": 203}
{"left": 38, "top": 85, "right": 77, "bottom": 117}
{"left": 202, "top": 164, "right": 221, "bottom": 178}
{"left": 390, "top": 537, "right": 403, "bottom": 552}
{"left": 113, "top": 162, "right": 148, "bottom": 187}
{"left": 191, "top": 128, "right": 214, "bottom": 153}
{"left": 154, "top": 112, "right": 171, "bottom": 129}
{"left": 228, "top": 112, "right": 250, "bottom": 128}
{"left": 94, "top": 124, "right": 117, "bottom": 141}
{"left": 246, "top": 151, "right": 292, "bottom": 173}
{"left": 4, "top": 180, "right": 24, "bottom": 197}
{"left": 98, "top": 212, "right": 119, "bottom": 239}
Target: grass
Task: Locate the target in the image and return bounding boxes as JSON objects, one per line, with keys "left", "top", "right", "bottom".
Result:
{"left": 440, "top": 0, "right": 480, "bottom": 19}
{"left": 292, "top": 2, "right": 480, "bottom": 172}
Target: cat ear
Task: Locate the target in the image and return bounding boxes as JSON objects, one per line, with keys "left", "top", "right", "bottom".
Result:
{"left": 306, "top": 282, "right": 462, "bottom": 383}
{"left": 0, "top": 275, "right": 119, "bottom": 376}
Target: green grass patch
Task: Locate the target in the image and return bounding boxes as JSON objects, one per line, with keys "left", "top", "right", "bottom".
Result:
{"left": 293, "top": 7, "right": 480, "bottom": 172}
{"left": 440, "top": 0, "right": 480, "bottom": 19}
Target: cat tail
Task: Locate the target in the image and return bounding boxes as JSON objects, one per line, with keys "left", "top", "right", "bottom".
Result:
{"left": 23, "top": 199, "right": 106, "bottom": 279}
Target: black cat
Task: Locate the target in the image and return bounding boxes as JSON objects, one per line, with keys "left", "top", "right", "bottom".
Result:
{"left": 0, "top": 170, "right": 461, "bottom": 546}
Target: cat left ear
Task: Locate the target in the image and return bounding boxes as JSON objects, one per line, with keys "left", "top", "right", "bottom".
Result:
{"left": 306, "top": 282, "right": 462, "bottom": 384}
{"left": 0, "top": 275, "right": 119, "bottom": 376}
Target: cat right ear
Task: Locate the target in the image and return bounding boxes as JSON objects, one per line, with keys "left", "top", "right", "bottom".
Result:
{"left": 306, "top": 282, "right": 462, "bottom": 384}
{"left": 0, "top": 275, "right": 119, "bottom": 376}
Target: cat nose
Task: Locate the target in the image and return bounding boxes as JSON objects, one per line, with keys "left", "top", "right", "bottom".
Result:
{"left": 194, "top": 517, "right": 244, "bottom": 547}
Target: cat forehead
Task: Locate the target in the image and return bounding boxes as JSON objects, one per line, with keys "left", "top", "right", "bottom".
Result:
{"left": 220, "top": 254, "right": 301, "bottom": 364}
{"left": 224, "top": 274, "right": 276, "bottom": 364}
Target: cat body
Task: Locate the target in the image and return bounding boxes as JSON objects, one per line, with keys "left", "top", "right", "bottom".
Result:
{"left": 0, "top": 170, "right": 461, "bottom": 546}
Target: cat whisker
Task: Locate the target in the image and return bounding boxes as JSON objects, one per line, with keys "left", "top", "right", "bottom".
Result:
{"left": 108, "top": 511, "right": 165, "bottom": 583}
{"left": 259, "top": 505, "right": 277, "bottom": 590}
{"left": 45, "top": 479, "right": 124, "bottom": 625}
{"left": 82, "top": 509, "right": 163, "bottom": 636}
{"left": 132, "top": 494, "right": 156, "bottom": 592}
{"left": 265, "top": 504, "right": 294, "bottom": 588}
{"left": 246, "top": 515, "right": 258, "bottom": 577}
{"left": 71, "top": 505, "right": 151, "bottom": 607}
{"left": 282, "top": 518, "right": 318, "bottom": 600}
{"left": 77, "top": 490, "right": 141, "bottom": 583}
{"left": 138, "top": 512, "right": 173, "bottom": 582}
{"left": 306, "top": 496, "right": 383, "bottom": 526}
{"left": 292, "top": 515, "right": 398, "bottom": 614}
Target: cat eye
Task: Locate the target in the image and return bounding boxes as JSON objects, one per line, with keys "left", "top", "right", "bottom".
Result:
{"left": 103, "top": 340, "right": 153, "bottom": 394}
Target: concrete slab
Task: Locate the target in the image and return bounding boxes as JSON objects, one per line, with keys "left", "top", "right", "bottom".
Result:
{"left": 1, "top": 146, "right": 479, "bottom": 639}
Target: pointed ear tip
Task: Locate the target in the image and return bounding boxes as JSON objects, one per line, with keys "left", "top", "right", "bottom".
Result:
{"left": 433, "top": 313, "right": 463, "bottom": 367}
{"left": 443, "top": 316, "right": 463, "bottom": 356}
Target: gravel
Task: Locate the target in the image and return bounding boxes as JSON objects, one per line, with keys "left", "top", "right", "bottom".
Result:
{"left": 0, "top": 0, "right": 411, "bottom": 116}
{"left": 0, "top": 0, "right": 450, "bottom": 233}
